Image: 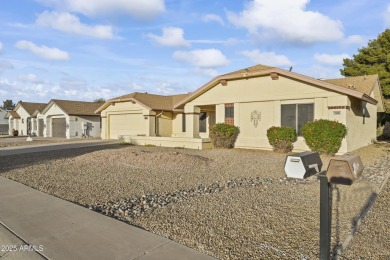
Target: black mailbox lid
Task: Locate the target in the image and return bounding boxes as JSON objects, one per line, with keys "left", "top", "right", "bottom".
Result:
{"left": 285, "top": 151, "right": 323, "bottom": 178}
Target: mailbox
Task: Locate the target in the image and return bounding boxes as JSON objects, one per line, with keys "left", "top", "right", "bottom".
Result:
{"left": 284, "top": 151, "right": 323, "bottom": 179}
{"left": 327, "top": 154, "right": 363, "bottom": 185}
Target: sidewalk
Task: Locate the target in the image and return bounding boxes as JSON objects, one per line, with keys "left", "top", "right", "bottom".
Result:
{"left": 0, "top": 140, "right": 119, "bottom": 156}
{"left": 0, "top": 177, "right": 214, "bottom": 260}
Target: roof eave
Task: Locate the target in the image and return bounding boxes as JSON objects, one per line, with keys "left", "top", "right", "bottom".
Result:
{"left": 95, "top": 97, "right": 152, "bottom": 113}
{"left": 174, "top": 68, "right": 380, "bottom": 108}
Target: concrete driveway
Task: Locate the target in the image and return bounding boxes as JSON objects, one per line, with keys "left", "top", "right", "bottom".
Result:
{"left": 0, "top": 139, "right": 119, "bottom": 156}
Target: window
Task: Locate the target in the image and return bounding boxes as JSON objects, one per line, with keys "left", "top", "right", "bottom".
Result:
{"left": 182, "top": 114, "right": 186, "bottom": 132}
{"left": 281, "top": 104, "right": 314, "bottom": 136}
{"left": 199, "top": 112, "right": 207, "bottom": 133}
{"left": 225, "top": 103, "right": 234, "bottom": 125}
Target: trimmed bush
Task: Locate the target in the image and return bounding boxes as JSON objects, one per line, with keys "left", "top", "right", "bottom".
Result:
{"left": 302, "top": 119, "right": 347, "bottom": 155}
{"left": 266, "top": 126, "right": 297, "bottom": 153}
{"left": 209, "top": 123, "right": 239, "bottom": 148}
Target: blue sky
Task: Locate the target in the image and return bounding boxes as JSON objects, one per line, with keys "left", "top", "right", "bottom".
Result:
{"left": 0, "top": 0, "right": 389, "bottom": 103}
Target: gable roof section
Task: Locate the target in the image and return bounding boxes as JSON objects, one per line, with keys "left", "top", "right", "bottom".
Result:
{"left": 173, "top": 65, "right": 379, "bottom": 108}
{"left": 42, "top": 99, "right": 101, "bottom": 116}
{"left": 15, "top": 102, "right": 47, "bottom": 116}
{"left": 95, "top": 92, "right": 190, "bottom": 113}
{"left": 5, "top": 111, "right": 21, "bottom": 119}
{"left": 325, "top": 75, "right": 385, "bottom": 112}
{"left": 324, "top": 75, "right": 378, "bottom": 96}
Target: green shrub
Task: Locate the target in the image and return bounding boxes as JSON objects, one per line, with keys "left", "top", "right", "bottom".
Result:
{"left": 209, "top": 123, "right": 239, "bottom": 148}
{"left": 266, "top": 126, "right": 297, "bottom": 153}
{"left": 302, "top": 119, "right": 347, "bottom": 155}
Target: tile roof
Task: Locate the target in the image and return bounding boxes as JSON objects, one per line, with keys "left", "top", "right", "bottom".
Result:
{"left": 51, "top": 100, "right": 102, "bottom": 116}
{"left": 174, "top": 64, "right": 379, "bottom": 108}
{"left": 19, "top": 102, "right": 47, "bottom": 115}
{"left": 220, "top": 64, "right": 275, "bottom": 77}
{"left": 324, "top": 75, "right": 378, "bottom": 96}
{"left": 109, "top": 92, "right": 190, "bottom": 111}
{"left": 8, "top": 111, "right": 21, "bottom": 119}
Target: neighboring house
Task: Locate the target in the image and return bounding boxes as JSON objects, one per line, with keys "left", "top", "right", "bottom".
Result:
{"left": 6, "top": 102, "right": 47, "bottom": 136}
{"left": 40, "top": 99, "right": 101, "bottom": 138}
{"left": 96, "top": 92, "right": 194, "bottom": 145}
{"left": 97, "top": 65, "right": 385, "bottom": 153}
{"left": 0, "top": 108, "right": 9, "bottom": 134}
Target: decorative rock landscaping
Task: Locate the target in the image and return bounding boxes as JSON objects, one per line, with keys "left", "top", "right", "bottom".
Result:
{"left": 1, "top": 143, "right": 389, "bottom": 259}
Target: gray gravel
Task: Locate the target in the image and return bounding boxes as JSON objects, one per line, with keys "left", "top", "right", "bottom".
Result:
{"left": 2, "top": 144, "right": 389, "bottom": 259}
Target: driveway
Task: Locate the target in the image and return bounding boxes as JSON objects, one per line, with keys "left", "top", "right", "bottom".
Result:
{"left": 0, "top": 139, "right": 119, "bottom": 156}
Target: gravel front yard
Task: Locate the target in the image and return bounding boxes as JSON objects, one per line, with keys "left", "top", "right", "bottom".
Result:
{"left": 1, "top": 143, "right": 389, "bottom": 259}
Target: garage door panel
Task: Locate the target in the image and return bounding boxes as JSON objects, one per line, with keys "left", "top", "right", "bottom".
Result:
{"left": 52, "top": 118, "right": 66, "bottom": 138}
{"left": 109, "top": 114, "right": 144, "bottom": 139}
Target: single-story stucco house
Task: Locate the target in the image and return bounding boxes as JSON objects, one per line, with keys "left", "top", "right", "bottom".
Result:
{"left": 6, "top": 102, "right": 47, "bottom": 136}
{"left": 97, "top": 64, "right": 385, "bottom": 153}
{"left": 39, "top": 99, "right": 102, "bottom": 138}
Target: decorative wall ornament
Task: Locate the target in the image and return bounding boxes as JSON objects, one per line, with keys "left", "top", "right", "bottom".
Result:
{"left": 250, "top": 110, "right": 261, "bottom": 128}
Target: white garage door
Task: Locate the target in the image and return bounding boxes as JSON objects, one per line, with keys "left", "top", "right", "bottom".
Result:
{"left": 109, "top": 114, "right": 144, "bottom": 139}
{"left": 52, "top": 118, "right": 66, "bottom": 138}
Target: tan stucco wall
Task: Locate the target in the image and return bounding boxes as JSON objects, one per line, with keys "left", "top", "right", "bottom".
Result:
{"left": 156, "top": 112, "right": 173, "bottom": 137}
{"left": 187, "top": 76, "right": 341, "bottom": 106}
{"left": 43, "top": 103, "right": 67, "bottom": 138}
{"left": 69, "top": 116, "right": 101, "bottom": 138}
{"left": 9, "top": 106, "right": 30, "bottom": 135}
{"left": 345, "top": 97, "right": 377, "bottom": 152}
{"left": 100, "top": 101, "right": 151, "bottom": 139}
{"left": 186, "top": 75, "right": 355, "bottom": 153}
{"left": 172, "top": 113, "right": 186, "bottom": 137}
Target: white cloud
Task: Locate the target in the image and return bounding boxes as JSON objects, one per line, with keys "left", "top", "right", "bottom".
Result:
{"left": 202, "top": 14, "right": 224, "bottom": 25}
{"left": 0, "top": 60, "right": 13, "bottom": 73}
{"left": 314, "top": 53, "right": 350, "bottom": 66}
{"left": 384, "top": 5, "right": 390, "bottom": 26}
{"left": 15, "top": 40, "right": 69, "bottom": 60}
{"left": 343, "top": 35, "right": 366, "bottom": 45}
{"left": 19, "top": 73, "right": 38, "bottom": 82}
{"left": 193, "top": 67, "right": 219, "bottom": 77}
{"left": 37, "top": 0, "right": 165, "bottom": 19}
{"left": 241, "top": 49, "right": 292, "bottom": 67}
{"left": 173, "top": 49, "right": 230, "bottom": 68}
{"left": 36, "top": 11, "right": 114, "bottom": 39}
{"left": 147, "top": 27, "right": 190, "bottom": 47}
{"left": 0, "top": 42, "right": 3, "bottom": 52}
{"left": 227, "top": 0, "right": 344, "bottom": 44}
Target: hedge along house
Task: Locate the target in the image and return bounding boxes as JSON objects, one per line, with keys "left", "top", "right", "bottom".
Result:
{"left": 98, "top": 65, "right": 385, "bottom": 153}
{"left": 40, "top": 99, "right": 102, "bottom": 138}
{"left": 5, "top": 102, "right": 46, "bottom": 136}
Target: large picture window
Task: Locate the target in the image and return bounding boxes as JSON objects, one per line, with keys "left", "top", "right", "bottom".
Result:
{"left": 199, "top": 112, "right": 207, "bottom": 133}
{"left": 225, "top": 103, "right": 234, "bottom": 125}
{"left": 281, "top": 104, "right": 314, "bottom": 136}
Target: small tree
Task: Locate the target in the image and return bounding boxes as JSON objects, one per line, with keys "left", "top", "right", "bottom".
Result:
{"left": 266, "top": 126, "right": 297, "bottom": 153}
{"left": 2, "top": 99, "right": 15, "bottom": 109}
{"left": 340, "top": 29, "right": 390, "bottom": 112}
{"left": 94, "top": 98, "right": 106, "bottom": 103}
{"left": 302, "top": 119, "right": 347, "bottom": 155}
{"left": 209, "top": 123, "right": 239, "bottom": 148}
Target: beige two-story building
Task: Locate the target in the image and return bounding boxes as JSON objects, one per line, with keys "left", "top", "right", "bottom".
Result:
{"left": 96, "top": 65, "right": 385, "bottom": 153}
